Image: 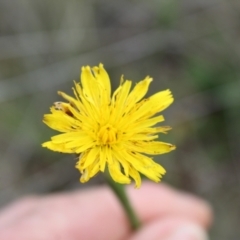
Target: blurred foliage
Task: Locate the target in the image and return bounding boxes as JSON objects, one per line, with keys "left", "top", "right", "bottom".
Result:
{"left": 0, "top": 0, "right": 240, "bottom": 238}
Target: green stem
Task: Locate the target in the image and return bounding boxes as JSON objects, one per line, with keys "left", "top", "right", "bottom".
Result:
{"left": 105, "top": 175, "right": 141, "bottom": 230}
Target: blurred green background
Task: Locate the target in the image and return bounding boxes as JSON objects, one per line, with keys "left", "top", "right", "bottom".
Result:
{"left": 0, "top": 0, "right": 240, "bottom": 238}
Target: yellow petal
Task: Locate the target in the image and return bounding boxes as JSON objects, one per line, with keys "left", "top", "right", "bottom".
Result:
{"left": 125, "top": 115, "right": 165, "bottom": 131}
{"left": 58, "top": 91, "right": 82, "bottom": 111}
{"left": 108, "top": 160, "right": 131, "bottom": 184}
{"left": 67, "top": 138, "right": 95, "bottom": 153}
{"left": 80, "top": 169, "right": 90, "bottom": 183}
{"left": 115, "top": 80, "right": 132, "bottom": 108}
{"left": 89, "top": 161, "right": 100, "bottom": 178}
{"left": 110, "top": 79, "right": 132, "bottom": 124}
{"left": 137, "top": 89, "right": 174, "bottom": 119}
{"left": 124, "top": 76, "right": 152, "bottom": 114}
{"left": 92, "top": 63, "right": 111, "bottom": 103}
{"left": 78, "top": 158, "right": 100, "bottom": 181}
{"left": 81, "top": 66, "right": 100, "bottom": 106}
{"left": 42, "top": 141, "right": 74, "bottom": 153}
{"left": 129, "top": 151, "right": 166, "bottom": 181}
{"left": 126, "top": 141, "right": 176, "bottom": 155}
{"left": 140, "top": 126, "right": 172, "bottom": 134}
{"left": 99, "top": 146, "right": 107, "bottom": 172}
{"left": 129, "top": 166, "right": 141, "bottom": 188}
{"left": 51, "top": 132, "right": 88, "bottom": 144}
{"left": 150, "top": 89, "right": 174, "bottom": 112}
{"left": 117, "top": 150, "right": 166, "bottom": 182}
{"left": 124, "top": 134, "right": 158, "bottom": 141}
{"left": 81, "top": 147, "right": 100, "bottom": 169}
{"left": 112, "top": 146, "right": 130, "bottom": 176}
{"left": 43, "top": 111, "right": 81, "bottom": 132}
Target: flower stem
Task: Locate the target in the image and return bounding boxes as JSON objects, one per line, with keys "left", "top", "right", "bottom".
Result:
{"left": 106, "top": 175, "right": 141, "bottom": 230}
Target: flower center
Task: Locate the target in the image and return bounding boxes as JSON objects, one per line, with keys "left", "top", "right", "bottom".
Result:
{"left": 98, "top": 124, "right": 117, "bottom": 145}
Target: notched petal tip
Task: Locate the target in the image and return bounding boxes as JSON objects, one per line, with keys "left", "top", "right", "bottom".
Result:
{"left": 145, "top": 76, "right": 153, "bottom": 82}
{"left": 41, "top": 142, "right": 48, "bottom": 147}
{"left": 170, "top": 144, "right": 176, "bottom": 150}
{"left": 57, "top": 91, "right": 63, "bottom": 96}
{"left": 120, "top": 75, "right": 125, "bottom": 85}
{"left": 156, "top": 126, "right": 172, "bottom": 134}
{"left": 86, "top": 66, "right": 91, "bottom": 71}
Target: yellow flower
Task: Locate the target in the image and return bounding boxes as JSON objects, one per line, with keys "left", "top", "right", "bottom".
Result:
{"left": 42, "top": 64, "right": 175, "bottom": 188}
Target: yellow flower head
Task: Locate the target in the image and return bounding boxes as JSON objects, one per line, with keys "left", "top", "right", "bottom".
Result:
{"left": 42, "top": 64, "right": 175, "bottom": 188}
